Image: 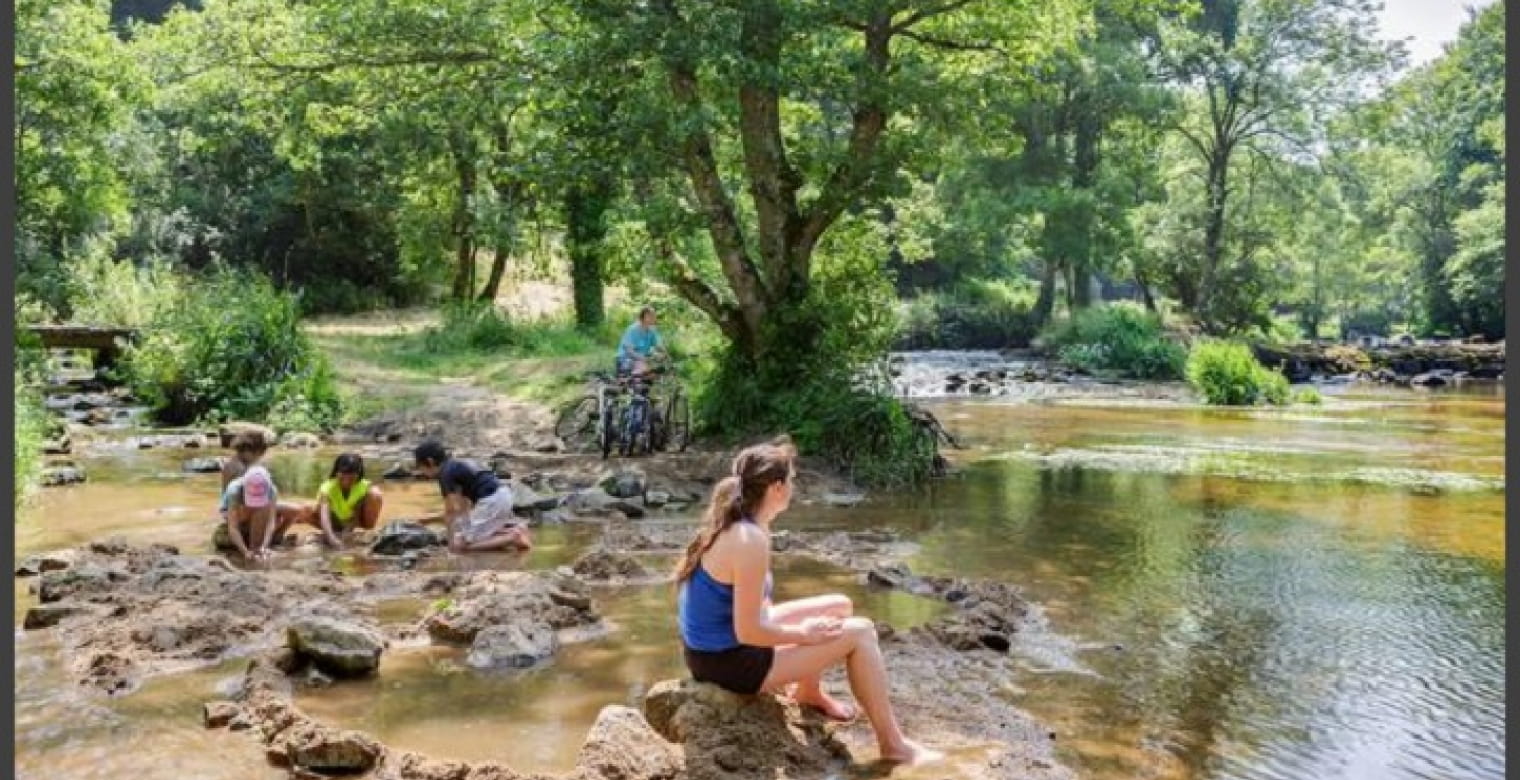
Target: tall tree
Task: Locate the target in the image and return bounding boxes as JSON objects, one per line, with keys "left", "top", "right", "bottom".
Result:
{"left": 572, "top": 0, "right": 1083, "bottom": 362}
{"left": 1155, "top": 0, "right": 1399, "bottom": 332}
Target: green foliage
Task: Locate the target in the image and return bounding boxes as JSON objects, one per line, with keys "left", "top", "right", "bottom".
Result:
{"left": 420, "top": 302, "right": 609, "bottom": 358}
{"left": 1291, "top": 387, "right": 1323, "bottom": 406}
{"left": 694, "top": 229, "right": 937, "bottom": 487}
{"left": 63, "top": 241, "right": 184, "bottom": 329}
{"left": 13, "top": 366, "right": 48, "bottom": 509}
{"left": 1042, "top": 302, "right": 1186, "bottom": 379}
{"left": 123, "top": 266, "right": 342, "bottom": 428}
{"left": 1185, "top": 341, "right": 1291, "bottom": 407}
{"left": 895, "top": 280, "right": 1040, "bottom": 350}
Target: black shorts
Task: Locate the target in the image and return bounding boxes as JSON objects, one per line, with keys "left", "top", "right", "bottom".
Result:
{"left": 683, "top": 643, "right": 775, "bottom": 695}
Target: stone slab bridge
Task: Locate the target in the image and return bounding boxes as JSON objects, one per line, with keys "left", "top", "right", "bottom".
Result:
{"left": 24, "top": 326, "right": 138, "bottom": 370}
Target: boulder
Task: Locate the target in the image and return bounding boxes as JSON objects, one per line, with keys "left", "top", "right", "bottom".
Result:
{"left": 600, "top": 470, "right": 648, "bottom": 499}
{"left": 279, "top": 431, "right": 322, "bottom": 449}
{"left": 203, "top": 701, "right": 241, "bottom": 729}
{"left": 218, "top": 421, "right": 274, "bottom": 449}
{"left": 1411, "top": 372, "right": 1449, "bottom": 387}
{"left": 642, "top": 679, "right": 849, "bottom": 780}
{"left": 822, "top": 492, "right": 865, "bottom": 508}
{"left": 645, "top": 490, "right": 671, "bottom": 508}
{"left": 42, "top": 435, "right": 71, "bottom": 455}
{"left": 24, "top": 604, "right": 89, "bottom": 630}
{"left": 465, "top": 622, "right": 559, "bottom": 670}
{"left": 286, "top": 616, "right": 385, "bottom": 677}
{"left": 370, "top": 521, "right": 443, "bottom": 556}
{"left": 382, "top": 461, "right": 413, "bottom": 480}
{"left": 184, "top": 457, "right": 224, "bottom": 474}
{"left": 15, "top": 550, "right": 75, "bottom": 577}
{"left": 571, "top": 549, "right": 651, "bottom": 583}
{"left": 575, "top": 705, "right": 683, "bottom": 780}
{"left": 40, "top": 466, "right": 86, "bottom": 487}
{"left": 279, "top": 722, "right": 383, "bottom": 774}
{"left": 37, "top": 563, "right": 122, "bottom": 602}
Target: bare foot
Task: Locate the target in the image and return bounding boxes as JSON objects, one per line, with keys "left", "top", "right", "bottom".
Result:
{"left": 880, "top": 739, "right": 943, "bottom": 766}
{"left": 795, "top": 691, "right": 858, "bottom": 722}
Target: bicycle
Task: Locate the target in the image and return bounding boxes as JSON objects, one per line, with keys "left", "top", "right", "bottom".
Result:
{"left": 617, "top": 365, "right": 692, "bottom": 456}
{"left": 553, "top": 371, "right": 626, "bottom": 458}
{"left": 553, "top": 363, "right": 692, "bottom": 458}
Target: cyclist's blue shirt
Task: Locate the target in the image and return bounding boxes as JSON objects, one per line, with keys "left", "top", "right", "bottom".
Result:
{"left": 618, "top": 323, "right": 661, "bottom": 359}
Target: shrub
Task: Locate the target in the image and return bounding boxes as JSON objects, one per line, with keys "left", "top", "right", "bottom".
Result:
{"left": 1042, "top": 302, "right": 1187, "bottom": 379}
{"left": 696, "top": 258, "right": 938, "bottom": 487}
{"left": 124, "top": 266, "right": 342, "bottom": 429}
{"left": 894, "top": 279, "right": 1039, "bottom": 350}
{"left": 1292, "top": 387, "right": 1323, "bottom": 405}
{"left": 1186, "top": 340, "right": 1291, "bottom": 406}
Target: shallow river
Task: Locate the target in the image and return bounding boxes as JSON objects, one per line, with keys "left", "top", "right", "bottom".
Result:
{"left": 14, "top": 377, "right": 1504, "bottom": 780}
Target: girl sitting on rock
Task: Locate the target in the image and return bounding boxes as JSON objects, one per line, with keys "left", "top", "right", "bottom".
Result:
{"left": 314, "top": 453, "right": 385, "bottom": 548}
{"left": 674, "top": 440, "right": 940, "bottom": 766}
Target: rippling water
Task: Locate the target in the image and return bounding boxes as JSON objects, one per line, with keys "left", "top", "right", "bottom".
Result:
{"left": 13, "top": 370, "right": 1504, "bottom": 780}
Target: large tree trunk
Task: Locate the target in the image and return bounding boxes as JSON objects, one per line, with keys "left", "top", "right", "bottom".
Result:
{"left": 1197, "top": 150, "right": 1229, "bottom": 330}
{"left": 1070, "top": 113, "right": 1100, "bottom": 309}
{"left": 1033, "top": 260, "right": 1059, "bottom": 326}
{"left": 565, "top": 176, "right": 614, "bottom": 330}
{"left": 448, "top": 133, "right": 479, "bottom": 301}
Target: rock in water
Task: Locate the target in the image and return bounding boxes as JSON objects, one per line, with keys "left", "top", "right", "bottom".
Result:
{"left": 183, "top": 457, "right": 224, "bottom": 474}
{"left": 218, "top": 421, "right": 274, "bottom": 449}
{"left": 823, "top": 492, "right": 865, "bottom": 507}
{"left": 24, "top": 604, "right": 89, "bottom": 630}
{"left": 642, "top": 679, "right": 849, "bottom": 780}
{"left": 575, "top": 705, "right": 683, "bottom": 780}
{"left": 286, "top": 617, "right": 384, "bottom": 677}
{"left": 465, "top": 622, "right": 559, "bottom": 669}
{"left": 572, "top": 549, "right": 651, "bottom": 583}
{"left": 279, "top": 723, "right": 383, "bottom": 774}
{"left": 279, "top": 431, "right": 321, "bottom": 449}
{"left": 601, "top": 469, "right": 648, "bottom": 499}
{"left": 15, "top": 550, "right": 74, "bottom": 577}
{"left": 369, "top": 521, "right": 442, "bottom": 556}
{"left": 40, "top": 467, "right": 86, "bottom": 487}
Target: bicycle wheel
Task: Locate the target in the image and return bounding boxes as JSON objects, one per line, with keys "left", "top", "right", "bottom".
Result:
{"left": 665, "top": 390, "right": 691, "bottom": 452}
{"left": 621, "top": 399, "right": 647, "bottom": 457}
{"left": 555, "top": 395, "right": 599, "bottom": 452}
{"left": 600, "top": 395, "right": 620, "bottom": 460}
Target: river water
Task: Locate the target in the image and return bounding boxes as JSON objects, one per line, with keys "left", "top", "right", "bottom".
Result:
{"left": 13, "top": 368, "right": 1504, "bottom": 780}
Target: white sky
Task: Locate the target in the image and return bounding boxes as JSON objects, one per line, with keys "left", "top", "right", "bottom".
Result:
{"left": 1377, "top": 0, "right": 1498, "bottom": 67}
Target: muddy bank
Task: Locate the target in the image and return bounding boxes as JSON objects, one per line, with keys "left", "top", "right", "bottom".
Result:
{"left": 17, "top": 542, "right": 606, "bottom": 694}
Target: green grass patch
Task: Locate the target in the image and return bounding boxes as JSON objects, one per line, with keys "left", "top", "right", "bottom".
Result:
{"left": 1185, "top": 340, "right": 1291, "bottom": 406}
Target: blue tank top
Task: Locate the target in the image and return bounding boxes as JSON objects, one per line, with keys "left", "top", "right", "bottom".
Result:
{"left": 678, "top": 558, "right": 774, "bottom": 652}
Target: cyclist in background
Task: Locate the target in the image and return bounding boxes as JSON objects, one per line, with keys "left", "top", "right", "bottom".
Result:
{"left": 616, "top": 306, "right": 667, "bottom": 377}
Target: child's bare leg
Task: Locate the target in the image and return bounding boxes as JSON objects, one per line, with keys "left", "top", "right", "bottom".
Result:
{"left": 461, "top": 526, "right": 532, "bottom": 552}
{"left": 359, "top": 488, "right": 384, "bottom": 530}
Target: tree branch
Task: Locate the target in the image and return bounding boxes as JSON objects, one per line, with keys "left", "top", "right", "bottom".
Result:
{"left": 650, "top": 0, "right": 769, "bottom": 333}
{"left": 737, "top": 0, "right": 805, "bottom": 293}
{"left": 891, "top": 0, "right": 979, "bottom": 33}
{"left": 796, "top": 12, "right": 893, "bottom": 266}
{"left": 896, "top": 28, "right": 1005, "bottom": 54}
